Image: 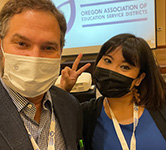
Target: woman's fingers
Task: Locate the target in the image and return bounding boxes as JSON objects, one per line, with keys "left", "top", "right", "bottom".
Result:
{"left": 77, "top": 63, "right": 91, "bottom": 76}
{"left": 72, "top": 53, "right": 83, "bottom": 71}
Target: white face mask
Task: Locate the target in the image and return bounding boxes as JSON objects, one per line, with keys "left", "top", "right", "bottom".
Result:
{"left": 1, "top": 46, "right": 61, "bottom": 98}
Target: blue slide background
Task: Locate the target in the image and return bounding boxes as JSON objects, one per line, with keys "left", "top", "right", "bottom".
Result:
{"left": 53, "top": 0, "right": 156, "bottom": 55}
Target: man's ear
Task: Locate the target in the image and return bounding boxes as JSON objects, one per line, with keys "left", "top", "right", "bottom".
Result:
{"left": 0, "top": 39, "right": 1, "bottom": 50}
{"left": 135, "top": 73, "right": 146, "bottom": 86}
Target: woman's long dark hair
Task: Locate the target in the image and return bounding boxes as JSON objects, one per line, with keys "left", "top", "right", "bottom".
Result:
{"left": 94, "top": 33, "right": 166, "bottom": 110}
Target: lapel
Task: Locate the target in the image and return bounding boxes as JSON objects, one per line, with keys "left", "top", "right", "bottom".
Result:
{"left": 0, "top": 81, "right": 33, "bottom": 150}
{"left": 50, "top": 86, "right": 78, "bottom": 150}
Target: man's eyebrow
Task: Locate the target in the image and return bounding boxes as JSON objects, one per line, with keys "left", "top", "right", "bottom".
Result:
{"left": 11, "top": 34, "right": 59, "bottom": 48}
{"left": 42, "top": 41, "right": 59, "bottom": 48}
{"left": 11, "top": 34, "right": 31, "bottom": 42}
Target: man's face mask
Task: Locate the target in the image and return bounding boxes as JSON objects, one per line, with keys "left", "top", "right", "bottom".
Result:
{"left": 93, "top": 67, "right": 135, "bottom": 98}
{"left": 1, "top": 44, "right": 61, "bottom": 98}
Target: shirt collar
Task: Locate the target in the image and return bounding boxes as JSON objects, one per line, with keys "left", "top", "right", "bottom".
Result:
{"left": 1, "top": 78, "right": 53, "bottom": 112}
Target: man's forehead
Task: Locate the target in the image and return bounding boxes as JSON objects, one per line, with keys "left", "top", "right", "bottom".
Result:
{"left": 4, "top": 10, "right": 61, "bottom": 43}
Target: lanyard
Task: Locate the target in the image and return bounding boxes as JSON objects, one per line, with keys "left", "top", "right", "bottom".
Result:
{"left": 105, "top": 98, "right": 139, "bottom": 150}
{"left": 25, "top": 110, "right": 56, "bottom": 150}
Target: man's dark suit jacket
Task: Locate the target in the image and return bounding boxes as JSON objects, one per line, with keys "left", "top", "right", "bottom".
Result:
{"left": 0, "top": 81, "right": 83, "bottom": 150}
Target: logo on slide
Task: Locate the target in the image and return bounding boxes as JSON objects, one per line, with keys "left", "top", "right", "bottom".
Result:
{"left": 57, "top": 0, "right": 76, "bottom": 33}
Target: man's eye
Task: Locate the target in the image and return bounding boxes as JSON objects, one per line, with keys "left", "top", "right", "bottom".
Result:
{"left": 42, "top": 46, "right": 55, "bottom": 51}
{"left": 18, "top": 42, "right": 26, "bottom": 46}
{"left": 16, "top": 42, "right": 29, "bottom": 49}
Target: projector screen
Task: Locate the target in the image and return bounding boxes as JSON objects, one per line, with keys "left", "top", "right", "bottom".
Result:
{"left": 53, "top": 0, "right": 156, "bottom": 56}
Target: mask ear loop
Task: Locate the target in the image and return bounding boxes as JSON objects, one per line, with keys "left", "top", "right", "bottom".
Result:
{"left": 0, "top": 41, "right": 5, "bottom": 56}
{"left": 133, "top": 88, "right": 141, "bottom": 104}
{"left": 130, "top": 71, "right": 142, "bottom": 104}
{"left": 0, "top": 41, "right": 5, "bottom": 77}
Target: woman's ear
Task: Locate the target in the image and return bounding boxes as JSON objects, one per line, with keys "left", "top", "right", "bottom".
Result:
{"left": 135, "top": 73, "right": 146, "bottom": 86}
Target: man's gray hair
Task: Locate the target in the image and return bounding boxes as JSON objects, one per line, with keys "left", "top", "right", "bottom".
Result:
{"left": 0, "top": 0, "right": 67, "bottom": 49}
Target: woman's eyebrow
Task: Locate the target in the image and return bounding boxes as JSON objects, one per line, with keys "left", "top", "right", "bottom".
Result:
{"left": 104, "top": 54, "right": 127, "bottom": 63}
{"left": 104, "top": 54, "right": 113, "bottom": 60}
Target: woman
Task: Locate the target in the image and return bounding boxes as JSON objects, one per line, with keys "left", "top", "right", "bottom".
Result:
{"left": 60, "top": 33, "right": 166, "bottom": 150}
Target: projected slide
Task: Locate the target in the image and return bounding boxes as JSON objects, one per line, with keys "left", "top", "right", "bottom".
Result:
{"left": 53, "top": 0, "right": 156, "bottom": 55}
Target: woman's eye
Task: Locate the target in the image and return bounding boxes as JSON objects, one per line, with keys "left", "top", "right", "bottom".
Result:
{"left": 104, "top": 58, "right": 112, "bottom": 63}
{"left": 121, "top": 65, "right": 130, "bottom": 70}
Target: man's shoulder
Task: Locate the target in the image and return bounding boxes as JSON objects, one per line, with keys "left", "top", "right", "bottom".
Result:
{"left": 81, "top": 96, "right": 104, "bottom": 111}
{"left": 0, "top": 80, "right": 10, "bottom": 99}
{"left": 50, "top": 85, "right": 80, "bottom": 106}
{"left": 50, "top": 85, "right": 75, "bottom": 98}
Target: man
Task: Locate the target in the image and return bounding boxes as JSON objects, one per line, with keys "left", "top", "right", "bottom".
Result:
{"left": 0, "top": 0, "right": 89, "bottom": 149}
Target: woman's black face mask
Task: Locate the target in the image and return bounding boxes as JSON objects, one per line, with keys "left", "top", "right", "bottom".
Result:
{"left": 93, "top": 67, "right": 135, "bottom": 98}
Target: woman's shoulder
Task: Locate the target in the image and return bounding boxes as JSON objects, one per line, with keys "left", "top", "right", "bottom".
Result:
{"left": 148, "top": 103, "right": 166, "bottom": 141}
{"left": 148, "top": 103, "right": 166, "bottom": 120}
